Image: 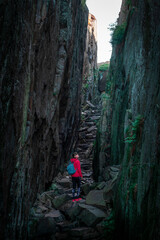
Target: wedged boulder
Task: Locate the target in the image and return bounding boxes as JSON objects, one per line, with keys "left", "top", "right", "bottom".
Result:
{"left": 78, "top": 203, "right": 107, "bottom": 226}
{"left": 28, "top": 217, "right": 56, "bottom": 239}
{"left": 52, "top": 194, "right": 71, "bottom": 209}
{"left": 86, "top": 190, "right": 106, "bottom": 208}
{"left": 45, "top": 210, "right": 65, "bottom": 223}
{"left": 69, "top": 227, "right": 99, "bottom": 239}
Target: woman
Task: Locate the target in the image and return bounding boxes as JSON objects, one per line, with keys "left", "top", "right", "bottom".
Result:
{"left": 70, "top": 152, "right": 83, "bottom": 201}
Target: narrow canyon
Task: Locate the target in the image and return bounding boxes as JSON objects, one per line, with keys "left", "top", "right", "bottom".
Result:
{"left": 0, "top": 0, "right": 159, "bottom": 240}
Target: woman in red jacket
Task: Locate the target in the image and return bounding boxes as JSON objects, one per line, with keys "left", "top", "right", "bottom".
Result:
{"left": 70, "top": 152, "right": 83, "bottom": 201}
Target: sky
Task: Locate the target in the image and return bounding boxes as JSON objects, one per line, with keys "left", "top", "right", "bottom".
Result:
{"left": 86, "top": 0, "right": 122, "bottom": 63}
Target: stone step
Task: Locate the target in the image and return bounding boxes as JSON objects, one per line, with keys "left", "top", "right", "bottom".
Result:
{"left": 77, "top": 144, "right": 90, "bottom": 149}
{"left": 82, "top": 167, "right": 91, "bottom": 171}
{"left": 89, "top": 116, "right": 101, "bottom": 121}
{"left": 85, "top": 122, "right": 96, "bottom": 126}
{"left": 79, "top": 127, "right": 88, "bottom": 132}
{"left": 83, "top": 139, "right": 95, "bottom": 143}
{"left": 82, "top": 172, "right": 93, "bottom": 178}
{"left": 85, "top": 134, "right": 96, "bottom": 139}
{"left": 87, "top": 126, "right": 97, "bottom": 133}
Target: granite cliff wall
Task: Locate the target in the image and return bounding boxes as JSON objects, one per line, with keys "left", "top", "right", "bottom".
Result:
{"left": 110, "top": 0, "right": 160, "bottom": 239}
{"left": 0, "top": 1, "right": 88, "bottom": 239}
{"left": 94, "top": 0, "right": 160, "bottom": 239}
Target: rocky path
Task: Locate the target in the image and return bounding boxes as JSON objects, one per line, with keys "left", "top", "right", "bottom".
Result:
{"left": 28, "top": 101, "right": 121, "bottom": 240}
{"left": 28, "top": 169, "right": 120, "bottom": 239}
{"left": 76, "top": 101, "right": 101, "bottom": 184}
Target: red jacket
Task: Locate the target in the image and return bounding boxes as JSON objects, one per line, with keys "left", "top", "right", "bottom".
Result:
{"left": 70, "top": 158, "right": 83, "bottom": 177}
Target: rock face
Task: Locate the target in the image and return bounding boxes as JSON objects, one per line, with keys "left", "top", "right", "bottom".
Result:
{"left": 0, "top": 1, "right": 88, "bottom": 239}
{"left": 96, "top": 0, "right": 160, "bottom": 239}
{"left": 82, "top": 13, "right": 99, "bottom": 104}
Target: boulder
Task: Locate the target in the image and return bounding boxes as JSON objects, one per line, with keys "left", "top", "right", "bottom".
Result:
{"left": 59, "top": 200, "right": 73, "bottom": 213}
{"left": 57, "top": 178, "right": 72, "bottom": 188}
{"left": 66, "top": 203, "right": 82, "bottom": 220}
{"left": 81, "top": 183, "right": 90, "bottom": 195}
{"left": 52, "top": 194, "right": 71, "bottom": 209}
{"left": 28, "top": 217, "right": 56, "bottom": 238}
{"left": 86, "top": 190, "right": 106, "bottom": 208}
{"left": 45, "top": 210, "right": 65, "bottom": 223}
{"left": 78, "top": 203, "right": 107, "bottom": 226}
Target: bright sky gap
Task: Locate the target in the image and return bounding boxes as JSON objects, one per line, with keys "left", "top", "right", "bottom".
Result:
{"left": 86, "top": 0, "right": 122, "bottom": 63}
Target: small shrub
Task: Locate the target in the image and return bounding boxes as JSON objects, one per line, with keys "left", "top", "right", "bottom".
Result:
{"left": 81, "top": 0, "right": 86, "bottom": 7}
{"left": 109, "top": 21, "right": 127, "bottom": 46}
{"left": 99, "top": 63, "right": 110, "bottom": 71}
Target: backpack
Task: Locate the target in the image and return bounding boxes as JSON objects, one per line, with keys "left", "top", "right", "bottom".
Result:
{"left": 67, "top": 161, "right": 77, "bottom": 175}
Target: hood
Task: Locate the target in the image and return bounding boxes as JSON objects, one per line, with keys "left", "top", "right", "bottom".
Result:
{"left": 71, "top": 158, "right": 78, "bottom": 163}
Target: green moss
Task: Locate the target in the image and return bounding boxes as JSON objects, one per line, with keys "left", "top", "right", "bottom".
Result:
{"left": 103, "top": 211, "right": 115, "bottom": 240}
{"left": 124, "top": 115, "right": 144, "bottom": 144}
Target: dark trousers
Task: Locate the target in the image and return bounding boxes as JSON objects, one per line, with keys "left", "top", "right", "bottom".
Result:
{"left": 72, "top": 177, "right": 81, "bottom": 197}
